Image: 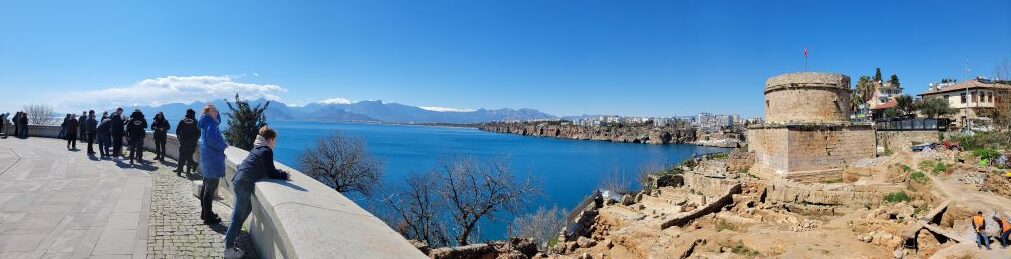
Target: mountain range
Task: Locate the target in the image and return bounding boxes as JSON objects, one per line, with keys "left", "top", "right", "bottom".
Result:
{"left": 132, "top": 98, "right": 556, "bottom": 124}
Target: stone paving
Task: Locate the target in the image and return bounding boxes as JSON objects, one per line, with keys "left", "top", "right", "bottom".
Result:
{"left": 147, "top": 163, "right": 256, "bottom": 259}
{"left": 0, "top": 137, "right": 150, "bottom": 258}
{"left": 0, "top": 137, "right": 256, "bottom": 259}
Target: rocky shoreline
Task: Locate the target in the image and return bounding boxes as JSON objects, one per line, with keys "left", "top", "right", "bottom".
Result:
{"left": 477, "top": 122, "right": 697, "bottom": 144}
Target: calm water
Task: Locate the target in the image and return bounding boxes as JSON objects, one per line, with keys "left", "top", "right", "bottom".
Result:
{"left": 269, "top": 121, "right": 728, "bottom": 241}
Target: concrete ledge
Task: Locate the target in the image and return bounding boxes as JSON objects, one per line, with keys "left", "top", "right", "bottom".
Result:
{"left": 23, "top": 125, "right": 426, "bottom": 259}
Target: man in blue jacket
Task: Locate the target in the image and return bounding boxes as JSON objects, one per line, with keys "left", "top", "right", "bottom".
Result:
{"left": 199, "top": 104, "right": 227, "bottom": 224}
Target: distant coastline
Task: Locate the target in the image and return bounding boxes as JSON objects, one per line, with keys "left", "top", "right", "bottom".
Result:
{"left": 475, "top": 121, "right": 699, "bottom": 145}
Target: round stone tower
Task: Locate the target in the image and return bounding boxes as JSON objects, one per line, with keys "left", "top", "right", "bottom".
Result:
{"left": 764, "top": 72, "right": 852, "bottom": 124}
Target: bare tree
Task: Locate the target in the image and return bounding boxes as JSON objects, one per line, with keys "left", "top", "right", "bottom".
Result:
{"left": 635, "top": 161, "right": 667, "bottom": 192}
{"left": 509, "top": 206, "right": 567, "bottom": 251}
{"left": 22, "top": 104, "right": 58, "bottom": 126}
{"left": 298, "top": 132, "right": 383, "bottom": 196}
{"left": 384, "top": 172, "right": 452, "bottom": 247}
{"left": 435, "top": 157, "right": 538, "bottom": 245}
{"left": 599, "top": 166, "right": 631, "bottom": 195}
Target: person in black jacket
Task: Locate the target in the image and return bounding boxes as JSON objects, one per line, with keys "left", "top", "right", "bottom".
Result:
{"left": 18, "top": 112, "right": 27, "bottom": 138}
{"left": 110, "top": 108, "right": 125, "bottom": 157}
{"left": 126, "top": 109, "right": 148, "bottom": 164}
{"left": 84, "top": 110, "right": 98, "bottom": 156}
{"left": 222, "top": 126, "right": 289, "bottom": 258}
{"left": 77, "top": 111, "right": 87, "bottom": 143}
{"left": 97, "top": 113, "right": 112, "bottom": 159}
{"left": 151, "top": 112, "right": 171, "bottom": 161}
{"left": 175, "top": 109, "right": 200, "bottom": 176}
{"left": 65, "top": 116, "right": 79, "bottom": 150}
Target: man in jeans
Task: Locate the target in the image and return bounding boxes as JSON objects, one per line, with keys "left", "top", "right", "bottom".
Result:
{"left": 223, "top": 126, "right": 289, "bottom": 258}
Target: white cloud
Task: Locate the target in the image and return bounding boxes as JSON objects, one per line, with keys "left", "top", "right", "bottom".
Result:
{"left": 318, "top": 97, "right": 353, "bottom": 105}
{"left": 419, "top": 106, "right": 476, "bottom": 112}
{"left": 53, "top": 75, "right": 286, "bottom": 111}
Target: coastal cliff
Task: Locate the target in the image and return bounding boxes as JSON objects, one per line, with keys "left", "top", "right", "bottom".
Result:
{"left": 477, "top": 122, "right": 697, "bottom": 144}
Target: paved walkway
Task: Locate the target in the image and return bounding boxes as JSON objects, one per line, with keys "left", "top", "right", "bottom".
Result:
{"left": 0, "top": 137, "right": 255, "bottom": 259}
{"left": 0, "top": 138, "right": 150, "bottom": 258}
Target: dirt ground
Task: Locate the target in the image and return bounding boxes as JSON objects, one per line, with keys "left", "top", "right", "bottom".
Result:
{"left": 540, "top": 148, "right": 1011, "bottom": 259}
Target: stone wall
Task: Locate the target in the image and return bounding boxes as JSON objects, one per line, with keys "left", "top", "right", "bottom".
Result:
{"left": 748, "top": 125, "right": 875, "bottom": 181}
{"left": 765, "top": 88, "right": 852, "bottom": 124}
{"left": 876, "top": 131, "right": 941, "bottom": 152}
{"left": 747, "top": 127, "right": 789, "bottom": 176}
{"left": 786, "top": 125, "right": 875, "bottom": 173}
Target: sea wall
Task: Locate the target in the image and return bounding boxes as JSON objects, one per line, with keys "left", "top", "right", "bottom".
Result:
{"left": 477, "top": 122, "right": 697, "bottom": 144}
{"left": 16, "top": 125, "right": 426, "bottom": 259}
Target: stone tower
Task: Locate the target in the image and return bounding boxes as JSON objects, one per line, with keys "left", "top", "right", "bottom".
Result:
{"left": 748, "top": 72, "right": 875, "bottom": 182}
{"left": 764, "top": 72, "right": 852, "bottom": 123}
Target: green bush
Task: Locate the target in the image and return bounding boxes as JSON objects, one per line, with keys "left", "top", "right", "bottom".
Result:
{"left": 884, "top": 192, "right": 912, "bottom": 203}
{"left": 973, "top": 148, "right": 1000, "bottom": 161}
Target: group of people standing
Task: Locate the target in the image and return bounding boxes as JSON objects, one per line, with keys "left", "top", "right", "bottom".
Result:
{"left": 6, "top": 104, "right": 288, "bottom": 259}
{"left": 52, "top": 108, "right": 200, "bottom": 169}
{"left": 1, "top": 112, "right": 30, "bottom": 138}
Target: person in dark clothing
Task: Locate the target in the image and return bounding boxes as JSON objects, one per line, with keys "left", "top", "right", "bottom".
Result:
{"left": 126, "top": 109, "right": 148, "bottom": 164}
{"left": 59, "top": 114, "right": 70, "bottom": 139}
{"left": 84, "top": 111, "right": 98, "bottom": 155}
{"left": 78, "top": 112, "right": 87, "bottom": 142}
{"left": 110, "top": 108, "right": 125, "bottom": 157}
{"left": 97, "top": 114, "right": 112, "bottom": 159}
{"left": 222, "top": 126, "right": 289, "bottom": 258}
{"left": 65, "top": 116, "right": 79, "bottom": 150}
{"left": 19, "top": 112, "right": 28, "bottom": 138}
{"left": 175, "top": 109, "right": 200, "bottom": 176}
{"left": 0, "top": 113, "right": 7, "bottom": 138}
{"left": 11, "top": 112, "right": 18, "bottom": 138}
{"left": 150, "top": 112, "right": 171, "bottom": 161}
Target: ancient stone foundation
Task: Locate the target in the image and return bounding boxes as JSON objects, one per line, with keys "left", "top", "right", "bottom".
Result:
{"left": 748, "top": 72, "right": 875, "bottom": 182}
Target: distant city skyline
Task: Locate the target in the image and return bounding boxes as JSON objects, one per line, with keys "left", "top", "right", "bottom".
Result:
{"left": 1, "top": 0, "right": 1009, "bottom": 117}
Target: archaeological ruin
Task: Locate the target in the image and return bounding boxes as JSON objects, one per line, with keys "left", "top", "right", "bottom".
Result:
{"left": 747, "top": 72, "right": 876, "bottom": 182}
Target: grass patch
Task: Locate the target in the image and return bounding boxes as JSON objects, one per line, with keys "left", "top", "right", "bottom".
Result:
{"left": 973, "top": 148, "right": 1000, "bottom": 161}
{"left": 910, "top": 171, "right": 927, "bottom": 183}
{"left": 821, "top": 178, "right": 843, "bottom": 184}
{"left": 918, "top": 160, "right": 935, "bottom": 172}
{"left": 901, "top": 164, "right": 913, "bottom": 173}
{"left": 547, "top": 236, "right": 559, "bottom": 248}
{"left": 884, "top": 191, "right": 912, "bottom": 203}
{"left": 931, "top": 162, "right": 950, "bottom": 175}
{"left": 730, "top": 244, "right": 761, "bottom": 257}
{"left": 715, "top": 220, "right": 736, "bottom": 232}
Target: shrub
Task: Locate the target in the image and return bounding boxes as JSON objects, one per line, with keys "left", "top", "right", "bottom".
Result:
{"left": 884, "top": 192, "right": 912, "bottom": 203}
{"left": 901, "top": 164, "right": 913, "bottom": 173}
{"left": 973, "top": 148, "right": 1000, "bottom": 161}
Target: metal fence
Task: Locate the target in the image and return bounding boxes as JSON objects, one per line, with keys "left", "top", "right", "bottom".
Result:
{"left": 875, "top": 118, "right": 949, "bottom": 131}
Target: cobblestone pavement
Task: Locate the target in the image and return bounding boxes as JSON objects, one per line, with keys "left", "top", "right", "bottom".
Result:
{"left": 147, "top": 162, "right": 258, "bottom": 259}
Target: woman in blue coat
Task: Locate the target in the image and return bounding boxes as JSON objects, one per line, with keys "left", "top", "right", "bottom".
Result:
{"left": 198, "top": 104, "right": 228, "bottom": 224}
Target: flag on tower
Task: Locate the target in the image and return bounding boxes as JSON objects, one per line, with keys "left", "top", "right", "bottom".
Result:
{"left": 804, "top": 48, "right": 808, "bottom": 58}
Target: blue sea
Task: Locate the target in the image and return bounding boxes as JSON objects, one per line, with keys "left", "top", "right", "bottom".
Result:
{"left": 268, "top": 121, "right": 728, "bottom": 241}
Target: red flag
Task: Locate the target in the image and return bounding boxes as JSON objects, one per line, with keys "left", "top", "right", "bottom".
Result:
{"left": 804, "top": 48, "right": 808, "bottom": 58}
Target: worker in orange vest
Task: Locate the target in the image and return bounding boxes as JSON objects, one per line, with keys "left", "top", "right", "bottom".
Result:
{"left": 973, "top": 211, "right": 991, "bottom": 250}
{"left": 995, "top": 215, "right": 1011, "bottom": 248}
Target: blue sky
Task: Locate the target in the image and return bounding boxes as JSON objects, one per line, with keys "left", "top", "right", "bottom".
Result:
{"left": 1, "top": 0, "right": 1009, "bottom": 117}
